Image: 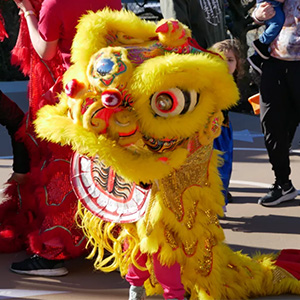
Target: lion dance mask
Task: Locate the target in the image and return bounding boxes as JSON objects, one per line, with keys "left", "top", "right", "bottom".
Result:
{"left": 35, "top": 9, "right": 300, "bottom": 300}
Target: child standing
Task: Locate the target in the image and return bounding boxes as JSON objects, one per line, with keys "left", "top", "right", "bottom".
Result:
{"left": 247, "top": 0, "right": 285, "bottom": 74}
{"left": 211, "top": 39, "right": 245, "bottom": 213}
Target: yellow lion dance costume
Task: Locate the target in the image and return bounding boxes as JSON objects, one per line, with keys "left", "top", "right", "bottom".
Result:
{"left": 35, "top": 9, "right": 300, "bottom": 300}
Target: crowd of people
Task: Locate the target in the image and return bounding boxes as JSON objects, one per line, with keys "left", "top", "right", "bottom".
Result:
{"left": 0, "top": 0, "right": 299, "bottom": 299}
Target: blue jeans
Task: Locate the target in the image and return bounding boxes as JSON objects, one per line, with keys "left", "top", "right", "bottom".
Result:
{"left": 259, "top": 2, "right": 285, "bottom": 45}
{"left": 213, "top": 121, "right": 233, "bottom": 205}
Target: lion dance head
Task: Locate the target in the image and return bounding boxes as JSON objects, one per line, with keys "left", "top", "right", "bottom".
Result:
{"left": 35, "top": 10, "right": 240, "bottom": 290}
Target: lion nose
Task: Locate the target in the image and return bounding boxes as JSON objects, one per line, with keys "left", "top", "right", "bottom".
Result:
{"left": 101, "top": 89, "right": 122, "bottom": 108}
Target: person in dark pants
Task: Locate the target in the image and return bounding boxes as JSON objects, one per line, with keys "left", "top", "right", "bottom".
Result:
{"left": 0, "top": 90, "right": 30, "bottom": 184}
{"left": 252, "top": 0, "right": 299, "bottom": 206}
{"left": 159, "top": 0, "right": 226, "bottom": 48}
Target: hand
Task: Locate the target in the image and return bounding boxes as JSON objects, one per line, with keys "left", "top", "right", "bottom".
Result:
{"left": 254, "top": 2, "right": 276, "bottom": 22}
{"left": 13, "top": 0, "right": 34, "bottom": 14}
{"left": 7, "top": 172, "right": 29, "bottom": 185}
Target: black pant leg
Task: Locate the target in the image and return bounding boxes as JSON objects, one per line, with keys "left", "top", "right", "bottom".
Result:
{"left": 286, "top": 60, "right": 300, "bottom": 142}
{"left": 0, "top": 90, "right": 30, "bottom": 174}
{"left": 259, "top": 58, "right": 291, "bottom": 183}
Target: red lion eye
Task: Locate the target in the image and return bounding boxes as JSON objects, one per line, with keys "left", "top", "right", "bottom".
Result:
{"left": 150, "top": 88, "right": 199, "bottom": 118}
{"left": 155, "top": 94, "right": 174, "bottom": 112}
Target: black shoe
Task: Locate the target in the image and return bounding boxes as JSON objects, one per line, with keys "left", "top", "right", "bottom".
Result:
{"left": 247, "top": 55, "right": 263, "bottom": 75}
{"left": 10, "top": 254, "right": 68, "bottom": 276}
{"left": 252, "top": 39, "right": 270, "bottom": 59}
{"left": 258, "top": 181, "right": 298, "bottom": 207}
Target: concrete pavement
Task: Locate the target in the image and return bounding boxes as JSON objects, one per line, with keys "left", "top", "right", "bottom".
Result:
{"left": 0, "top": 83, "right": 299, "bottom": 299}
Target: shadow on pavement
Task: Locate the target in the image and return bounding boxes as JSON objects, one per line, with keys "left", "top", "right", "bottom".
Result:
{"left": 220, "top": 214, "right": 300, "bottom": 235}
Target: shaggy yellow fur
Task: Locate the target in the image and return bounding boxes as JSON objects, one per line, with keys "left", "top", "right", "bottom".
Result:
{"left": 65, "top": 8, "right": 158, "bottom": 87}
{"left": 35, "top": 9, "right": 300, "bottom": 300}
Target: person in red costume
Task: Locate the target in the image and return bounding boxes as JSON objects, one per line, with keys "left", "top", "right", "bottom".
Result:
{"left": 0, "top": 0, "right": 121, "bottom": 276}
{"left": 14, "top": 0, "right": 122, "bottom": 69}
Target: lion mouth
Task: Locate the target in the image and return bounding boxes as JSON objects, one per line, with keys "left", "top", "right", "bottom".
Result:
{"left": 142, "top": 134, "right": 186, "bottom": 153}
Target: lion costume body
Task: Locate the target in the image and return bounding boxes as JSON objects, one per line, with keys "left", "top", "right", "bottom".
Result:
{"left": 35, "top": 9, "right": 300, "bottom": 299}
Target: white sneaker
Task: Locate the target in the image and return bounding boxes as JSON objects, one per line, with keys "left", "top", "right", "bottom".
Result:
{"left": 258, "top": 181, "right": 298, "bottom": 206}
{"left": 129, "top": 285, "right": 146, "bottom": 300}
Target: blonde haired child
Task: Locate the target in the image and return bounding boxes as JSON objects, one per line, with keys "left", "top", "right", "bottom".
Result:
{"left": 211, "top": 38, "right": 245, "bottom": 212}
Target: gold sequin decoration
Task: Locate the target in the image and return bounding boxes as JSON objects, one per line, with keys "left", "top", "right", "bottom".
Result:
{"left": 272, "top": 266, "right": 296, "bottom": 284}
{"left": 143, "top": 183, "right": 158, "bottom": 236}
{"left": 160, "top": 143, "right": 213, "bottom": 222}
{"left": 205, "top": 209, "right": 220, "bottom": 227}
{"left": 195, "top": 237, "right": 216, "bottom": 276}
{"left": 185, "top": 200, "right": 198, "bottom": 230}
{"left": 182, "top": 239, "right": 198, "bottom": 256}
{"left": 164, "top": 226, "right": 179, "bottom": 250}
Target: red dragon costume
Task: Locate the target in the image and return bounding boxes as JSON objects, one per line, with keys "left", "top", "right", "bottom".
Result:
{"left": 0, "top": 0, "right": 86, "bottom": 260}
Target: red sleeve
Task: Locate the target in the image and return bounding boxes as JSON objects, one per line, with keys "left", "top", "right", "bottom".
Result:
{"left": 109, "top": 0, "right": 122, "bottom": 10}
{"left": 38, "top": 0, "right": 61, "bottom": 42}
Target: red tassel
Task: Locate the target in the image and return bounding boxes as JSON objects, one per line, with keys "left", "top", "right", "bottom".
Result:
{"left": 0, "top": 12, "right": 9, "bottom": 41}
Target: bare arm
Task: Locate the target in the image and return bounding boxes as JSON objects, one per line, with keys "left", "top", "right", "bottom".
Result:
{"left": 13, "top": 0, "right": 58, "bottom": 60}
{"left": 252, "top": 2, "right": 276, "bottom": 24}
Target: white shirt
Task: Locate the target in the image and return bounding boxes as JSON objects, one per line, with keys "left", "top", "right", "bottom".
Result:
{"left": 270, "top": 0, "right": 300, "bottom": 60}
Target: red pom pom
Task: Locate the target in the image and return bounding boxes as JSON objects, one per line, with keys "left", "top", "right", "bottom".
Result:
{"left": 65, "top": 79, "right": 85, "bottom": 98}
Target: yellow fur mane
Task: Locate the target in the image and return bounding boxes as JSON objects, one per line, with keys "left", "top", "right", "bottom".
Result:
{"left": 35, "top": 9, "right": 300, "bottom": 300}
